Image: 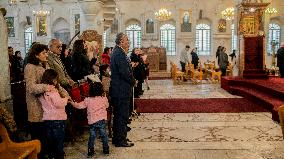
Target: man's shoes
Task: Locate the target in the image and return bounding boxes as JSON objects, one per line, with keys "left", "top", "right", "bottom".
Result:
{"left": 127, "top": 118, "right": 132, "bottom": 124}
{"left": 147, "top": 87, "right": 150, "bottom": 90}
{"left": 114, "top": 142, "right": 134, "bottom": 147}
{"left": 103, "top": 147, "right": 109, "bottom": 154}
{"left": 127, "top": 126, "right": 131, "bottom": 132}
{"left": 126, "top": 138, "right": 132, "bottom": 142}
{"left": 87, "top": 148, "right": 95, "bottom": 158}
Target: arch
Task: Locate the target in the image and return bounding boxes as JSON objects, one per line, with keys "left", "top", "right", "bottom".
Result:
{"left": 125, "top": 18, "right": 141, "bottom": 27}
{"left": 52, "top": 17, "right": 70, "bottom": 44}
{"left": 146, "top": 18, "right": 154, "bottom": 33}
{"left": 196, "top": 18, "right": 212, "bottom": 25}
{"left": 160, "top": 24, "right": 176, "bottom": 55}
{"left": 183, "top": 11, "right": 190, "bottom": 24}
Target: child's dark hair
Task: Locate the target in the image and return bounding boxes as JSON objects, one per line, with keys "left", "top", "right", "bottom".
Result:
{"left": 89, "top": 82, "right": 104, "bottom": 97}
{"left": 41, "top": 69, "right": 59, "bottom": 88}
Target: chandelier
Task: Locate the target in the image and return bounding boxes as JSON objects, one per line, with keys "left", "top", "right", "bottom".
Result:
{"left": 155, "top": 8, "right": 172, "bottom": 21}
{"left": 221, "top": 7, "right": 234, "bottom": 20}
{"left": 33, "top": 0, "right": 50, "bottom": 17}
{"left": 265, "top": 7, "right": 277, "bottom": 14}
{"left": 8, "top": 0, "right": 17, "bottom": 6}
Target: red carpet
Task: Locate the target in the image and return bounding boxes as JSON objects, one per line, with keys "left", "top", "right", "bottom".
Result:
{"left": 221, "top": 76, "right": 284, "bottom": 121}
{"left": 148, "top": 77, "right": 171, "bottom": 80}
{"left": 135, "top": 98, "right": 269, "bottom": 113}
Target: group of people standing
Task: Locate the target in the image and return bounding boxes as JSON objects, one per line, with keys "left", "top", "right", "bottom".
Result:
{"left": 18, "top": 32, "right": 138, "bottom": 159}
{"left": 179, "top": 44, "right": 233, "bottom": 77}
{"left": 180, "top": 45, "right": 199, "bottom": 73}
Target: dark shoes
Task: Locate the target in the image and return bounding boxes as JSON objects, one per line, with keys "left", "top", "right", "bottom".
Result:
{"left": 114, "top": 142, "right": 134, "bottom": 147}
{"left": 87, "top": 148, "right": 95, "bottom": 158}
{"left": 127, "top": 126, "right": 131, "bottom": 132}
{"left": 103, "top": 147, "right": 109, "bottom": 154}
{"left": 147, "top": 87, "right": 150, "bottom": 90}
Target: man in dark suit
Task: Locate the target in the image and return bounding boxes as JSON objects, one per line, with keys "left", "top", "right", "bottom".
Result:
{"left": 110, "top": 33, "right": 135, "bottom": 147}
{"left": 277, "top": 42, "right": 284, "bottom": 78}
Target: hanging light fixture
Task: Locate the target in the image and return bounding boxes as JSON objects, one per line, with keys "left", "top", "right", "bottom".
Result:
{"left": 8, "top": 0, "right": 17, "bottom": 6}
{"left": 265, "top": 7, "right": 277, "bottom": 14}
{"left": 155, "top": 7, "right": 172, "bottom": 21}
{"left": 221, "top": 7, "right": 234, "bottom": 21}
{"left": 33, "top": 0, "right": 50, "bottom": 17}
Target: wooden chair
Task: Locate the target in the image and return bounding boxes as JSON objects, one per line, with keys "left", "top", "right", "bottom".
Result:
{"left": 226, "top": 63, "right": 233, "bottom": 76}
{"left": 0, "top": 122, "right": 41, "bottom": 159}
{"left": 211, "top": 70, "right": 222, "bottom": 83}
{"left": 170, "top": 62, "right": 184, "bottom": 85}
{"left": 192, "top": 62, "right": 203, "bottom": 84}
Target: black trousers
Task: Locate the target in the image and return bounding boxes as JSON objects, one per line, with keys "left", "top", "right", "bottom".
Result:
{"left": 180, "top": 61, "right": 186, "bottom": 72}
{"left": 112, "top": 97, "right": 130, "bottom": 144}
{"left": 279, "top": 65, "right": 284, "bottom": 78}
{"left": 30, "top": 122, "right": 48, "bottom": 159}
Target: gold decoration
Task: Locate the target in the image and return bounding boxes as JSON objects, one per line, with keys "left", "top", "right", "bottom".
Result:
{"left": 155, "top": 8, "right": 172, "bottom": 21}
{"left": 0, "top": 107, "right": 17, "bottom": 133}
{"left": 238, "top": 2, "right": 270, "bottom": 35}
{"left": 265, "top": 7, "right": 277, "bottom": 14}
{"left": 221, "top": 7, "right": 234, "bottom": 20}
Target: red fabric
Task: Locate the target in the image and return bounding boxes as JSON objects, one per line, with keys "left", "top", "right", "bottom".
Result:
{"left": 101, "top": 54, "right": 110, "bottom": 65}
{"left": 70, "top": 86, "right": 82, "bottom": 102}
{"left": 80, "top": 82, "right": 89, "bottom": 97}
{"left": 221, "top": 76, "right": 284, "bottom": 122}
{"left": 135, "top": 98, "right": 268, "bottom": 113}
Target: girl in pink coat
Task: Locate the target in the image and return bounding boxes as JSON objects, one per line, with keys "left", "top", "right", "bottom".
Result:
{"left": 39, "top": 69, "right": 68, "bottom": 159}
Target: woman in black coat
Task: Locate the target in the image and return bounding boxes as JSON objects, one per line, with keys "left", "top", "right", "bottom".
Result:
{"left": 191, "top": 47, "right": 199, "bottom": 69}
{"left": 71, "top": 40, "right": 91, "bottom": 81}
{"left": 130, "top": 48, "right": 146, "bottom": 97}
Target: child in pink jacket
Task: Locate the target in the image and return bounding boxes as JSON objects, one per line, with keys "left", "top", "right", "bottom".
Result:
{"left": 39, "top": 69, "right": 68, "bottom": 159}
{"left": 70, "top": 82, "right": 109, "bottom": 157}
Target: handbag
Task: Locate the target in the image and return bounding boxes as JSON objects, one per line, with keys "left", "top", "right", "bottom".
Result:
{"left": 80, "top": 82, "right": 89, "bottom": 97}
{"left": 69, "top": 85, "right": 82, "bottom": 102}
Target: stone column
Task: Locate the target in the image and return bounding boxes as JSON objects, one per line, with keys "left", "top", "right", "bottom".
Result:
{"left": 0, "top": 7, "right": 13, "bottom": 114}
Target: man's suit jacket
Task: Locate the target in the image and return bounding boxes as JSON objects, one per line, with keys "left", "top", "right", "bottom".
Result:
{"left": 47, "top": 52, "right": 73, "bottom": 87}
{"left": 110, "top": 46, "right": 134, "bottom": 98}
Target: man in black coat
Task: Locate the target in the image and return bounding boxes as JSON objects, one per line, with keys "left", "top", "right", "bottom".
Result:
{"left": 277, "top": 42, "right": 284, "bottom": 78}
{"left": 110, "top": 33, "right": 135, "bottom": 147}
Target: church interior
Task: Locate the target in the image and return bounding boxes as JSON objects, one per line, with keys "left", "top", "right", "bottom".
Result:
{"left": 0, "top": 0, "right": 284, "bottom": 158}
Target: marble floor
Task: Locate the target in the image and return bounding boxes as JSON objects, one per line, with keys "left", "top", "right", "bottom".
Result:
{"left": 141, "top": 80, "right": 240, "bottom": 99}
{"left": 65, "top": 80, "right": 284, "bottom": 159}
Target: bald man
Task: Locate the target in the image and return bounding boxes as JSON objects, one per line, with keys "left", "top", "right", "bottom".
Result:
{"left": 47, "top": 39, "right": 74, "bottom": 87}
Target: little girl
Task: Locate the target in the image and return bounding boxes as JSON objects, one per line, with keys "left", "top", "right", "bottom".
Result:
{"left": 70, "top": 82, "right": 109, "bottom": 157}
{"left": 39, "top": 69, "right": 69, "bottom": 159}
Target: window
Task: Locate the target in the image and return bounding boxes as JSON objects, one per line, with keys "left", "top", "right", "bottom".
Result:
{"left": 24, "top": 26, "right": 33, "bottom": 54}
{"left": 195, "top": 23, "right": 211, "bottom": 55}
{"left": 6, "top": 17, "right": 15, "bottom": 37}
{"left": 231, "top": 24, "right": 237, "bottom": 52}
{"left": 126, "top": 24, "right": 141, "bottom": 53}
{"left": 160, "top": 24, "right": 176, "bottom": 55}
{"left": 267, "top": 23, "right": 281, "bottom": 54}
{"left": 74, "top": 14, "right": 80, "bottom": 34}
{"left": 103, "top": 31, "right": 108, "bottom": 49}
